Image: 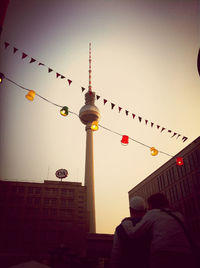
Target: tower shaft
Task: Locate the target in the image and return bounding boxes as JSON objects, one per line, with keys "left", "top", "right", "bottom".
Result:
{"left": 85, "top": 122, "right": 96, "bottom": 233}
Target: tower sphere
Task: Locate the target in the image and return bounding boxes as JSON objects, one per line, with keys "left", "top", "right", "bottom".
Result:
{"left": 79, "top": 104, "right": 100, "bottom": 125}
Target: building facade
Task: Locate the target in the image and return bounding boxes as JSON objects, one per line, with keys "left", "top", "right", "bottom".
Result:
{"left": 129, "top": 136, "right": 200, "bottom": 241}
{"left": 0, "top": 180, "right": 88, "bottom": 266}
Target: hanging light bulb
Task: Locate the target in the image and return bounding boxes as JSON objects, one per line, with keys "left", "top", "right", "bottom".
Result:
{"left": 150, "top": 147, "right": 158, "bottom": 156}
{"left": 60, "top": 106, "right": 69, "bottom": 116}
{"left": 0, "top": 73, "right": 5, "bottom": 83}
{"left": 91, "top": 121, "right": 98, "bottom": 131}
{"left": 176, "top": 157, "right": 184, "bottom": 166}
{"left": 26, "top": 90, "right": 36, "bottom": 101}
{"left": 121, "top": 135, "right": 129, "bottom": 145}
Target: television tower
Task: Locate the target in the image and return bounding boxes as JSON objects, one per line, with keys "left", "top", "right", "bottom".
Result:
{"left": 79, "top": 43, "right": 100, "bottom": 233}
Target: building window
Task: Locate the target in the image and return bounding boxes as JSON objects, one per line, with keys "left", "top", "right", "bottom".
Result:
{"left": 17, "top": 186, "right": 25, "bottom": 193}
{"left": 61, "top": 189, "right": 67, "bottom": 195}
{"left": 35, "top": 188, "right": 41, "bottom": 194}
{"left": 60, "top": 209, "right": 73, "bottom": 218}
{"left": 61, "top": 188, "right": 74, "bottom": 197}
{"left": 27, "top": 197, "right": 33, "bottom": 204}
{"left": 43, "top": 208, "right": 49, "bottom": 216}
{"left": 34, "top": 197, "right": 41, "bottom": 205}
{"left": 174, "top": 184, "right": 179, "bottom": 201}
{"left": 184, "top": 179, "right": 190, "bottom": 195}
{"left": 166, "top": 171, "right": 170, "bottom": 186}
{"left": 157, "top": 177, "right": 161, "bottom": 191}
{"left": 44, "top": 198, "right": 50, "bottom": 205}
{"left": 52, "top": 188, "right": 58, "bottom": 195}
{"left": 28, "top": 187, "right": 34, "bottom": 194}
{"left": 188, "top": 151, "right": 199, "bottom": 171}
{"left": 68, "top": 199, "right": 74, "bottom": 208}
{"left": 51, "top": 198, "right": 57, "bottom": 206}
{"left": 172, "top": 167, "right": 175, "bottom": 182}
{"left": 45, "top": 188, "right": 58, "bottom": 195}
{"left": 50, "top": 208, "right": 57, "bottom": 216}
{"left": 61, "top": 199, "right": 66, "bottom": 208}
{"left": 168, "top": 188, "right": 172, "bottom": 203}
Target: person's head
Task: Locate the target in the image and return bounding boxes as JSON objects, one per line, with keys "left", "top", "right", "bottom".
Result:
{"left": 147, "top": 193, "right": 169, "bottom": 210}
{"left": 129, "top": 196, "right": 146, "bottom": 218}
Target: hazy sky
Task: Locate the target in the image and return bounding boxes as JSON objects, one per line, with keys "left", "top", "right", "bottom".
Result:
{"left": 0, "top": 0, "right": 199, "bottom": 234}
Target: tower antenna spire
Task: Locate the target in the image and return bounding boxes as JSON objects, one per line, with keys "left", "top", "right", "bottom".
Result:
{"left": 88, "top": 43, "right": 92, "bottom": 92}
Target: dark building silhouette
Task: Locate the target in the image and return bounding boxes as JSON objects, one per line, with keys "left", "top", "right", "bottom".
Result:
{"left": 0, "top": 180, "right": 88, "bottom": 266}
{"left": 129, "top": 136, "right": 200, "bottom": 242}
{"left": 0, "top": 179, "right": 114, "bottom": 267}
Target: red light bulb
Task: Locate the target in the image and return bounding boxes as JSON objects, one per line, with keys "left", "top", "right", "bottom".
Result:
{"left": 121, "top": 135, "right": 129, "bottom": 145}
{"left": 176, "top": 157, "right": 183, "bottom": 166}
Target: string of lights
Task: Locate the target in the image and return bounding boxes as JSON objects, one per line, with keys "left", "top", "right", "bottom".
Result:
{"left": 0, "top": 73, "right": 180, "bottom": 160}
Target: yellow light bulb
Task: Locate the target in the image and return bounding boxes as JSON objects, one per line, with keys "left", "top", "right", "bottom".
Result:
{"left": 91, "top": 121, "right": 98, "bottom": 131}
{"left": 150, "top": 147, "right": 158, "bottom": 156}
{"left": 26, "top": 90, "right": 36, "bottom": 101}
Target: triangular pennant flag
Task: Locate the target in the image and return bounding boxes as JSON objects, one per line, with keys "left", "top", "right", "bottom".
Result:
{"left": 81, "top": 87, "right": 86, "bottom": 93}
{"left": 176, "top": 134, "right": 181, "bottom": 139}
{"left": 38, "top": 62, "right": 45, "bottom": 66}
{"left": 157, "top": 125, "right": 160, "bottom": 129}
{"left": 119, "top": 107, "right": 122, "bottom": 113}
{"left": 168, "top": 130, "right": 172, "bottom": 133}
{"left": 182, "top": 136, "right": 188, "bottom": 142}
{"left": 61, "top": 75, "right": 65, "bottom": 79}
{"left": 29, "top": 58, "right": 36, "bottom": 64}
{"left": 132, "top": 113, "right": 135, "bottom": 119}
{"left": 103, "top": 99, "right": 107, "bottom": 105}
{"left": 96, "top": 95, "right": 100, "bottom": 100}
{"left": 151, "top": 122, "right": 154, "bottom": 127}
{"left": 138, "top": 116, "right": 142, "bottom": 122}
{"left": 68, "top": 79, "right": 72, "bottom": 85}
{"left": 145, "top": 120, "right": 148, "bottom": 125}
{"left": 48, "top": 68, "right": 53, "bottom": 73}
{"left": 125, "top": 110, "right": 129, "bottom": 116}
{"left": 171, "top": 132, "right": 177, "bottom": 138}
{"left": 161, "top": 127, "right": 165, "bottom": 132}
{"left": 56, "top": 73, "right": 61, "bottom": 78}
{"left": 4, "top": 42, "right": 9, "bottom": 49}
{"left": 111, "top": 103, "right": 115, "bottom": 109}
{"left": 22, "top": 53, "right": 28, "bottom": 59}
{"left": 13, "top": 47, "right": 18, "bottom": 54}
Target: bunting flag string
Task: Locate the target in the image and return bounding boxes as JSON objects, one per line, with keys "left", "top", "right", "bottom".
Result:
{"left": 2, "top": 40, "right": 187, "bottom": 141}
{"left": 84, "top": 90, "right": 187, "bottom": 141}
{"left": 2, "top": 75, "right": 177, "bottom": 158}
{"left": 2, "top": 41, "right": 72, "bottom": 86}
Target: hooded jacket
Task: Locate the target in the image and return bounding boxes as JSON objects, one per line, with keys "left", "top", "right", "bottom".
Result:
{"left": 121, "top": 208, "right": 192, "bottom": 255}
